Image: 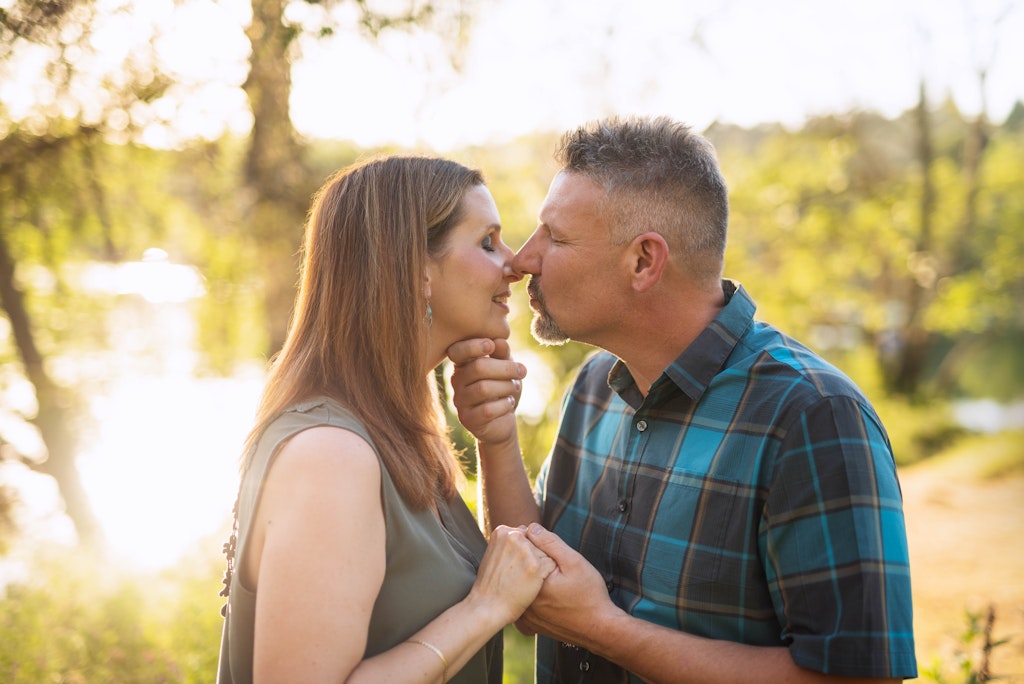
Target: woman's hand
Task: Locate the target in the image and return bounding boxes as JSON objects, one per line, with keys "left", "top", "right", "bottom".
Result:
{"left": 466, "top": 524, "right": 556, "bottom": 626}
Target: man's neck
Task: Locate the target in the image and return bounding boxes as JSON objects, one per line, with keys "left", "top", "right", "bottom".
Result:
{"left": 610, "top": 286, "right": 726, "bottom": 398}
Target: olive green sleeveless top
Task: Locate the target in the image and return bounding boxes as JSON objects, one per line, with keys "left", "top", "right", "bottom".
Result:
{"left": 217, "top": 397, "right": 502, "bottom": 683}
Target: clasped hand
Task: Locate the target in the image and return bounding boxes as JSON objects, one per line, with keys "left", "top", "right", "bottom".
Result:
{"left": 479, "top": 523, "right": 617, "bottom": 649}
{"left": 512, "top": 523, "right": 620, "bottom": 650}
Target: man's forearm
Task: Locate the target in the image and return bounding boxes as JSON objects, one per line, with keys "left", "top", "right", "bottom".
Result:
{"left": 476, "top": 437, "right": 539, "bottom": 532}
{"left": 580, "top": 613, "right": 899, "bottom": 684}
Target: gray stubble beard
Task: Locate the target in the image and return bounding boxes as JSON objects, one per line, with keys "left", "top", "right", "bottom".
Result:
{"left": 527, "top": 278, "right": 570, "bottom": 346}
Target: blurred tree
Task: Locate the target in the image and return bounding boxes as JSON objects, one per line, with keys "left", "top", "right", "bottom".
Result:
{"left": 0, "top": 0, "right": 176, "bottom": 551}
{"left": 0, "top": 212, "right": 100, "bottom": 549}
{"left": 0, "top": 0, "right": 106, "bottom": 551}
{"left": 712, "top": 95, "right": 1024, "bottom": 401}
{"left": 243, "top": 0, "right": 308, "bottom": 357}
{"left": 0, "top": 0, "right": 483, "bottom": 554}
{"left": 242, "top": 0, "right": 478, "bottom": 356}
{"left": 881, "top": 81, "right": 940, "bottom": 397}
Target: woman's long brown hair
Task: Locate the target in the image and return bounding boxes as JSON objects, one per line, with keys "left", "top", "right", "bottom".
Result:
{"left": 242, "top": 156, "right": 483, "bottom": 509}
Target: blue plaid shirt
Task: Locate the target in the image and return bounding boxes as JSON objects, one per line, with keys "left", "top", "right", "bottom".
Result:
{"left": 534, "top": 281, "right": 917, "bottom": 682}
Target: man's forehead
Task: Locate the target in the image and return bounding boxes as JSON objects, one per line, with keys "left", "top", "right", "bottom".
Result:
{"left": 540, "top": 172, "right": 603, "bottom": 217}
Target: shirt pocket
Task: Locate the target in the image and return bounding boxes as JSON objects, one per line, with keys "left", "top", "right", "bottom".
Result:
{"left": 637, "top": 477, "right": 745, "bottom": 589}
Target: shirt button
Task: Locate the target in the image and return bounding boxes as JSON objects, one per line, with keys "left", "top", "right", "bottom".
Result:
{"left": 580, "top": 660, "right": 591, "bottom": 672}
{"left": 636, "top": 419, "right": 648, "bottom": 432}
{"left": 618, "top": 499, "right": 628, "bottom": 513}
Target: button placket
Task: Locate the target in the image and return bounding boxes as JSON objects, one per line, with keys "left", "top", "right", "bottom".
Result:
{"left": 618, "top": 416, "right": 647, "bottom": 518}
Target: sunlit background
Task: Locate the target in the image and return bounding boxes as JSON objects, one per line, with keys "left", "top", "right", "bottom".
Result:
{"left": 4, "top": 0, "right": 1023, "bottom": 149}
{"left": 1, "top": 0, "right": 1023, "bottom": 680}
{"left": 1, "top": 0, "right": 1020, "bottom": 579}
{"left": 0, "top": 0, "right": 1009, "bottom": 571}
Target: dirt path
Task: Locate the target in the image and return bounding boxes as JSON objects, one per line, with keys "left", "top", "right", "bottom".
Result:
{"left": 900, "top": 449, "right": 1024, "bottom": 682}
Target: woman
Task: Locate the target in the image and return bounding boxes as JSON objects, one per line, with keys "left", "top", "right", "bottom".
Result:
{"left": 217, "top": 156, "right": 552, "bottom": 683}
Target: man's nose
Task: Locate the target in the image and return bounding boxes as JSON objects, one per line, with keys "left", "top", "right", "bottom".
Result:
{"left": 512, "top": 234, "right": 540, "bottom": 277}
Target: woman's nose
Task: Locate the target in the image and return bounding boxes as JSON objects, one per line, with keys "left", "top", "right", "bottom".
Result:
{"left": 503, "top": 255, "right": 523, "bottom": 283}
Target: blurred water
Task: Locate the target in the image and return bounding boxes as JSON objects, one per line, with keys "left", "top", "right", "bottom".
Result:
{"left": 77, "top": 369, "right": 263, "bottom": 569}
{"left": 1, "top": 253, "right": 263, "bottom": 576}
{"left": 952, "top": 398, "right": 1024, "bottom": 434}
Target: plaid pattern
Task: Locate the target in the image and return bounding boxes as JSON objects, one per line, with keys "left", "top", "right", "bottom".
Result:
{"left": 534, "top": 281, "right": 917, "bottom": 682}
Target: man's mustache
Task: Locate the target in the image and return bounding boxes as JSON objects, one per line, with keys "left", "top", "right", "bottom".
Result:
{"left": 527, "top": 277, "right": 540, "bottom": 301}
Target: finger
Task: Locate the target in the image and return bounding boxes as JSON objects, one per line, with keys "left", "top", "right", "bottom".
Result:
{"left": 476, "top": 358, "right": 525, "bottom": 382}
{"left": 525, "top": 524, "right": 574, "bottom": 565}
{"left": 491, "top": 338, "right": 512, "bottom": 360}
{"left": 447, "top": 338, "right": 496, "bottom": 365}
{"left": 451, "top": 359, "right": 525, "bottom": 393}
{"left": 466, "top": 396, "right": 518, "bottom": 424}
{"left": 455, "top": 377, "right": 522, "bottom": 408}
{"left": 491, "top": 342, "right": 528, "bottom": 385}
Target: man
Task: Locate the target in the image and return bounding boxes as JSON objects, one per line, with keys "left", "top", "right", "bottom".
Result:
{"left": 448, "top": 115, "right": 917, "bottom": 683}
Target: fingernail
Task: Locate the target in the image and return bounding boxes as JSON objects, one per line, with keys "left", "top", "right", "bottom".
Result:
{"left": 512, "top": 378, "right": 522, "bottom": 392}
{"left": 528, "top": 523, "right": 543, "bottom": 535}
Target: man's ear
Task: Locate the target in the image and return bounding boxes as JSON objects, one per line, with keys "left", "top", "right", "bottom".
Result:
{"left": 627, "top": 232, "right": 669, "bottom": 292}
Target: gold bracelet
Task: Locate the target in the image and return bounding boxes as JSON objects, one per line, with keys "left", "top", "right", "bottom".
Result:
{"left": 408, "top": 638, "right": 448, "bottom": 682}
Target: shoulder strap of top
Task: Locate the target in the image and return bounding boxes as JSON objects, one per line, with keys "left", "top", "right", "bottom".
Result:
{"left": 238, "top": 398, "right": 376, "bottom": 527}
{"left": 220, "top": 397, "right": 388, "bottom": 611}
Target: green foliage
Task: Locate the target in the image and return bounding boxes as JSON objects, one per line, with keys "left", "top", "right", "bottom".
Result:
{"left": 974, "top": 431, "right": 1024, "bottom": 480}
{"left": 0, "top": 542, "right": 225, "bottom": 683}
{"left": 1, "top": 130, "right": 269, "bottom": 380}
{"left": 2, "top": 95, "right": 1024, "bottom": 681}
{"left": 921, "top": 429, "right": 1024, "bottom": 481}
{"left": 501, "top": 626, "right": 534, "bottom": 684}
{"left": 920, "top": 605, "right": 1010, "bottom": 684}
{"left": 711, "top": 110, "right": 1024, "bottom": 399}
{"left": 871, "top": 396, "right": 968, "bottom": 468}
{"left": 943, "top": 331, "right": 1024, "bottom": 402}
{"left": 0, "top": 486, "right": 15, "bottom": 554}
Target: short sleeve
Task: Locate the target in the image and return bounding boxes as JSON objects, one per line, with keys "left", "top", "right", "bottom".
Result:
{"left": 761, "top": 395, "right": 917, "bottom": 678}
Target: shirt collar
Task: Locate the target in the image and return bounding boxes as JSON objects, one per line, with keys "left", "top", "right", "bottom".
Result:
{"left": 608, "top": 279, "right": 756, "bottom": 406}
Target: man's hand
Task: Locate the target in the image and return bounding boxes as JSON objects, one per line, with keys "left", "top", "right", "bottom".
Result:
{"left": 448, "top": 338, "right": 526, "bottom": 446}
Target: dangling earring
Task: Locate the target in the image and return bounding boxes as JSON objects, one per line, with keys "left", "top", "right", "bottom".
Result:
{"left": 425, "top": 302, "right": 433, "bottom": 328}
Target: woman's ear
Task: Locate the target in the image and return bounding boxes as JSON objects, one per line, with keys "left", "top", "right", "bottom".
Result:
{"left": 422, "top": 270, "right": 433, "bottom": 300}
{"left": 627, "top": 232, "right": 669, "bottom": 292}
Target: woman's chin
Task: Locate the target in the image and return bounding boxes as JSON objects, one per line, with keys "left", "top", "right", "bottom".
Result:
{"left": 471, "top": 322, "right": 511, "bottom": 342}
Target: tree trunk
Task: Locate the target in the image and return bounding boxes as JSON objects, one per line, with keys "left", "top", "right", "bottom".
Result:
{"left": 0, "top": 225, "right": 106, "bottom": 552}
{"left": 244, "top": 0, "right": 307, "bottom": 356}
{"left": 951, "top": 70, "right": 990, "bottom": 276}
{"left": 881, "top": 81, "right": 936, "bottom": 398}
